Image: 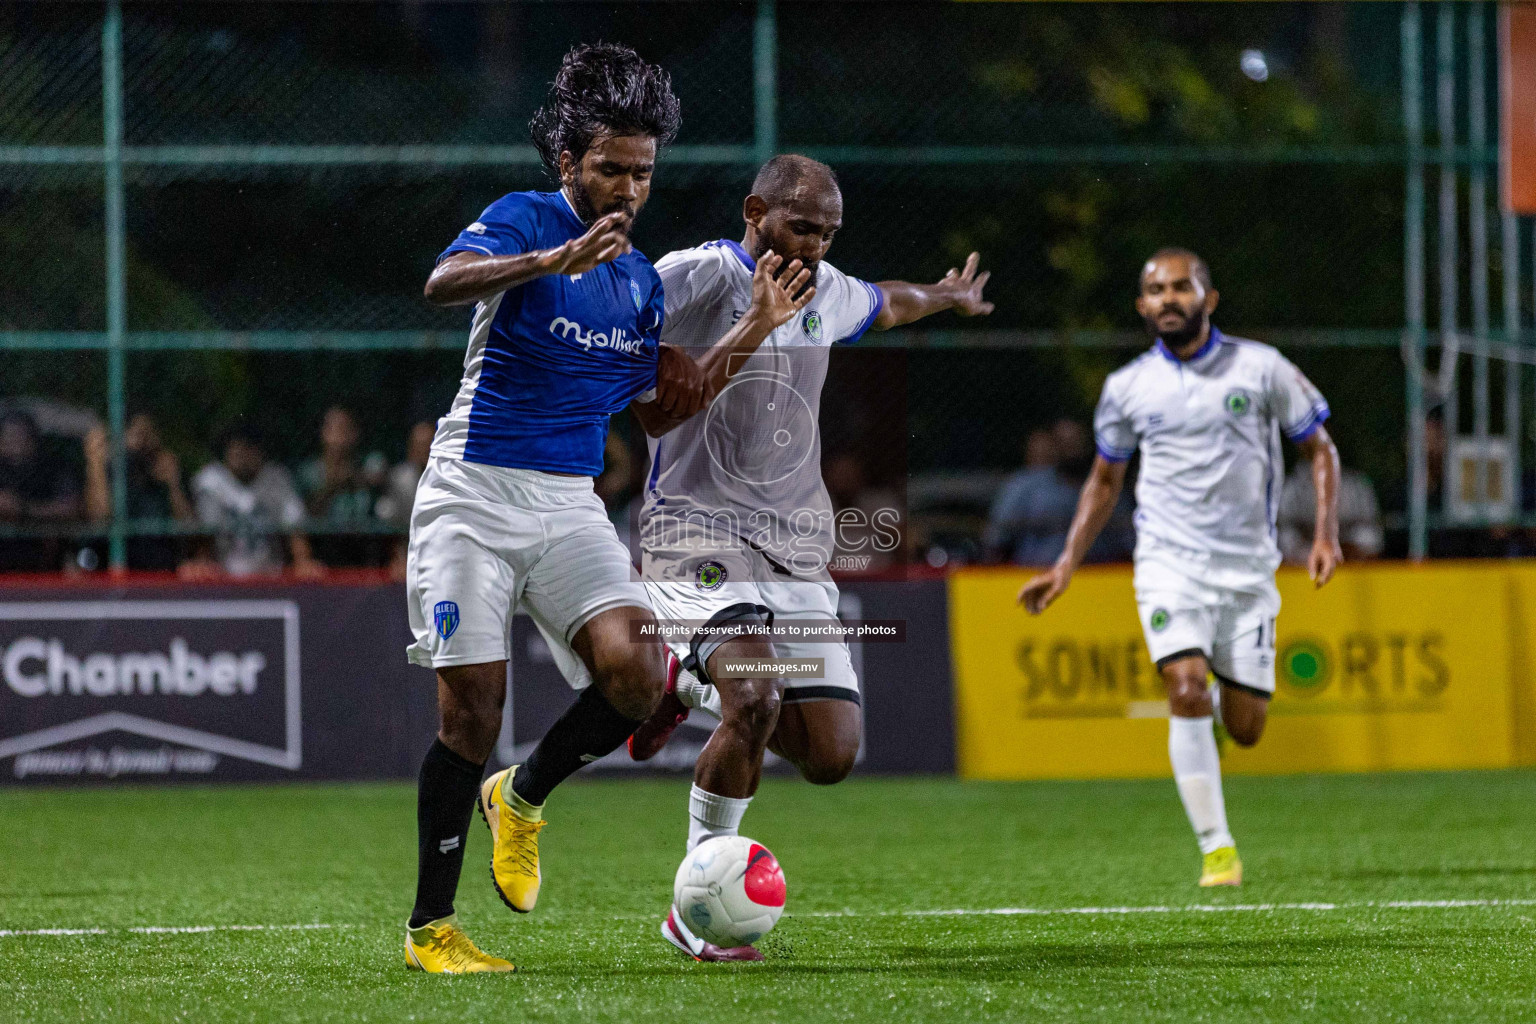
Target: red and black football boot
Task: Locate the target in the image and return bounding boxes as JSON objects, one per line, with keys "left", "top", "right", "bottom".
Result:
{"left": 628, "top": 650, "right": 690, "bottom": 761}
{"left": 660, "top": 906, "right": 764, "bottom": 963}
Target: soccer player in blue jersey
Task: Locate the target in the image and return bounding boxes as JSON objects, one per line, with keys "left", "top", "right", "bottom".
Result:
{"left": 401, "top": 44, "right": 816, "bottom": 973}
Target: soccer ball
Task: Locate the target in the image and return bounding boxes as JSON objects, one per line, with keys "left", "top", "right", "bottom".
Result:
{"left": 672, "top": 835, "right": 786, "bottom": 948}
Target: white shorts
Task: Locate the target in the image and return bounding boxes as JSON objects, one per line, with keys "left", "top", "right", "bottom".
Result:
{"left": 406, "top": 457, "right": 650, "bottom": 689}
{"left": 643, "top": 546, "right": 860, "bottom": 705}
{"left": 1133, "top": 540, "right": 1281, "bottom": 696}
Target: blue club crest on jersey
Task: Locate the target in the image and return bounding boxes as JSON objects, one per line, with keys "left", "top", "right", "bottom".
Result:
{"left": 434, "top": 601, "right": 460, "bottom": 640}
{"left": 630, "top": 277, "right": 643, "bottom": 311}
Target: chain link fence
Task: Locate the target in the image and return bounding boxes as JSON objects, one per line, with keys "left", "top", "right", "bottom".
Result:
{"left": 0, "top": 1, "right": 1526, "bottom": 573}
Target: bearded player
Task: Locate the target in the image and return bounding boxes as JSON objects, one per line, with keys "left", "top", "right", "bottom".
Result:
{"left": 1019, "top": 249, "right": 1342, "bottom": 887}
{"left": 626, "top": 154, "right": 994, "bottom": 961}
{"left": 401, "top": 45, "right": 811, "bottom": 974}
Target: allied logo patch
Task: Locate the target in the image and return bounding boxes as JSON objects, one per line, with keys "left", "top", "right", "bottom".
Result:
{"left": 696, "top": 561, "right": 728, "bottom": 592}
{"left": 801, "top": 309, "right": 823, "bottom": 343}
{"left": 434, "top": 601, "right": 460, "bottom": 640}
{"left": 1225, "top": 390, "right": 1252, "bottom": 416}
{"left": 630, "top": 277, "right": 643, "bottom": 311}
{"left": 1149, "top": 608, "right": 1171, "bottom": 633}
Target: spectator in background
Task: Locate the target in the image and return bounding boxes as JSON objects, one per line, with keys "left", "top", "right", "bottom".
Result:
{"left": 982, "top": 426, "right": 1057, "bottom": 563}
{"left": 83, "top": 413, "right": 195, "bottom": 571}
{"left": 378, "top": 420, "right": 435, "bottom": 580}
{"left": 1278, "top": 459, "right": 1383, "bottom": 564}
{"left": 0, "top": 410, "right": 80, "bottom": 572}
{"left": 298, "top": 406, "right": 385, "bottom": 567}
{"left": 824, "top": 451, "right": 903, "bottom": 572}
{"left": 189, "top": 424, "right": 324, "bottom": 578}
{"left": 0, "top": 410, "right": 80, "bottom": 522}
{"left": 984, "top": 419, "right": 1134, "bottom": 566}
{"left": 298, "top": 406, "right": 385, "bottom": 521}
{"left": 376, "top": 421, "right": 435, "bottom": 527}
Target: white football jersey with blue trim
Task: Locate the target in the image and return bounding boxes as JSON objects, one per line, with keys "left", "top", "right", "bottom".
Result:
{"left": 1093, "top": 328, "right": 1329, "bottom": 564}
{"left": 641, "top": 239, "right": 883, "bottom": 577}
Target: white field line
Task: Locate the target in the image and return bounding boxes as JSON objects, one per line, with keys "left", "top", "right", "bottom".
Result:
{"left": 7, "top": 900, "right": 1536, "bottom": 938}
{"left": 804, "top": 898, "right": 1536, "bottom": 918}
{"left": 0, "top": 923, "right": 348, "bottom": 938}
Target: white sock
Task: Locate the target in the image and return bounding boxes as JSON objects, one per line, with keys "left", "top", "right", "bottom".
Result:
{"left": 675, "top": 662, "right": 722, "bottom": 724}
{"left": 1168, "top": 715, "right": 1234, "bottom": 855}
{"left": 686, "top": 784, "right": 752, "bottom": 852}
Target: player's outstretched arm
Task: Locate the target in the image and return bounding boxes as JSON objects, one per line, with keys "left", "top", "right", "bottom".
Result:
{"left": 629, "top": 252, "right": 814, "bottom": 438}
{"left": 1017, "top": 455, "right": 1127, "bottom": 615}
{"left": 1297, "top": 426, "right": 1343, "bottom": 587}
{"left": 870, "top": 251, "right": 994, "bottom": 331}
{"left": 423, "top": 211, "right": 633, "bottom": 307}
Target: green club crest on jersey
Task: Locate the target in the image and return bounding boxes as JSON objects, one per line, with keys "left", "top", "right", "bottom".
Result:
{"left": 802, "top": 309, "right": 823, "bottom": 343}
{"left": 1149, "top": 608, "right": 1171, "bottom": 632}
{"left": 1225, "top": 390, "right": 1252, "bottom": 416}
{"left": 696, "top": 560, "right": 728, "bottom": 592}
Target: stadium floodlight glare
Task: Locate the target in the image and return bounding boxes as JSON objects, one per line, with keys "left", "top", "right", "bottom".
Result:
{"left": 1241, "top": 49, "right": 1270, "bottom": 82}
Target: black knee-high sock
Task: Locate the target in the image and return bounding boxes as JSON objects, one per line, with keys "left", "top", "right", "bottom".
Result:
{"left": 512, "top": 685, "right": 642, "bottom": 806}
{"left": 409, "top": 738, "right": 484, "bottom": 929}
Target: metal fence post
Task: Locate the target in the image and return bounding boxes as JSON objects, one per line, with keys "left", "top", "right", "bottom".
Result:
{"left": 754, "top": 0, "right": 777, "bottom": 166}
{"left": 1437, "top": 0, "right": 1459, "bottom": 465}
{"left": 1405, "top": 2, "right": 1428, "bottom": 559}
{"left": 1503, "top": 210, "right": 1521, "bottom": 503}
{"left": 1469, "top": 3, "right": 1491, "bottom": 512}
{"left": 103, "top": 0, "right": 127, "bottom": 571}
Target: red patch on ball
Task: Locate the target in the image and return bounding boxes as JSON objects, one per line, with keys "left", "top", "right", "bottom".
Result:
{"left": 743, "top": 843, "right": 786, "bottom": 907}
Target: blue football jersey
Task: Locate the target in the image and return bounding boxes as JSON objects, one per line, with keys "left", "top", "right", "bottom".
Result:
{"left": 429, "top": 189, "right": 664, "bottom": 476}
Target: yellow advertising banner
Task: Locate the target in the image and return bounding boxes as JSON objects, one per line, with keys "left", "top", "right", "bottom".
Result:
{"left": 950, "top": 563, "right": 1536, "bottom": 780}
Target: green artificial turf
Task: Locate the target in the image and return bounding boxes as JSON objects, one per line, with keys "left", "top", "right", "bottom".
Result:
{"left": 3, "top": 772, "right": 1535, "bottom": 1022}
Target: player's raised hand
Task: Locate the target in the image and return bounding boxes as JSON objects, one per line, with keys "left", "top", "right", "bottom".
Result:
{"left": 1017, "top": 565, "right": 1070, "bottom": 615}
{"left": 550, "top": 211, "right": 633, "bottom": 276}
{"left": 940, "top": 252, "right": 994, "bottom": 318}
{"left": 1308, "top": 537, "right": 1343, "bottom": 588}
{"left": 749, "top": 251, "right": 816, "bottom": 329}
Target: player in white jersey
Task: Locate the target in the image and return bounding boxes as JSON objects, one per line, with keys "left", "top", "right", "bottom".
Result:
{"left": 1019, "top": 249, "right": 1342, "bottom": 887}
{"left": 624, "top": 155, "right": 995, "bottom": 960}
{"left": 398, "top": 45, "right": 812, "bottom": 974}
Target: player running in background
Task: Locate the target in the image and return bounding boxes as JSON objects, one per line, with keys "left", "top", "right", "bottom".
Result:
{"left": 401, "top": 43, "right": 697, "bottom": 974}
{"left": 1018, "top": 249, "right": 1342, "bottom": 887}
{"left": 627, "top": 155, "right": 994, "bottom": 960}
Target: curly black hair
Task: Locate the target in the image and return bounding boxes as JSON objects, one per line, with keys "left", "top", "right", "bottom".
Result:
{"left": 529, "top": 43, "right": 682, "bottom": 176}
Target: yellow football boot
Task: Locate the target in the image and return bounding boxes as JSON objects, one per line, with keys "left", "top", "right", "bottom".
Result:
{"left": 404, "top": 915, "right": 514, "bottom": 973}
{"left": 1198, "top": 845, "right": 1243, "bottom": 887}
{"left": 478, "top": 765, "right": 546, "bottom": 913}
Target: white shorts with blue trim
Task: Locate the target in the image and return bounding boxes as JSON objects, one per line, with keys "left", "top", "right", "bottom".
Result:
{"left": 405, "top": 457, "right": 650, "bottom": 689}
{"left": 1133, "top": 538, "right": 1281, "bottom": 696}
{"left": 642, "top": 541, "right": 860, "bottom": 704}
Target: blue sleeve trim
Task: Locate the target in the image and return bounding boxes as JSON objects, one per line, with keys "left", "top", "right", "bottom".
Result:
{"left": 1095, "top": 439, "right": 1134, "bottom": 463}
{"left": 646, "top": 439, "right": 663, "bottom": 494}
{"left": 836, "top": 280, "right": 885, "bottom": 345}
{"left": 1284, "top": 403, "right": 1331, "bottom": 442}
